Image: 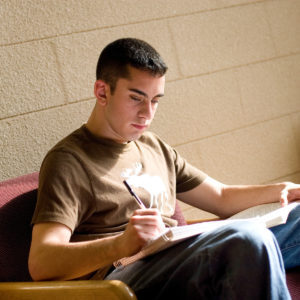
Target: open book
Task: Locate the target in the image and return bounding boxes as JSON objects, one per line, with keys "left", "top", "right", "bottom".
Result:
{"left": 113, "top": 201, "right": 299, "bottom": 267}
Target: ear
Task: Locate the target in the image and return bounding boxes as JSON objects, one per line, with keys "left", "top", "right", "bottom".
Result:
{"left": 94, "top": 80, "right": 109, "bottom": 106}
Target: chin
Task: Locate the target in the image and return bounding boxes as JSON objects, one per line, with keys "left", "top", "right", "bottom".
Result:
{"left": 128, "top": 133, "right": 143, "bottom": 142}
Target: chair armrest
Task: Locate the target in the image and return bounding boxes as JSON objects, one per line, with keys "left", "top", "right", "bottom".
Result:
{"left": 0, "top": 280, "right": 136, "bottom": 300}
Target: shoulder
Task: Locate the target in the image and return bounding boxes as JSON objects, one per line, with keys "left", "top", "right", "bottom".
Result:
{"left": 49, "top": 126, "right": 87, "bottom": 153}
{"left": 44, "top": 125, "right": 97, "bottom": 164}
{"left": 40, "top": 126, "right": 91, "bottom": 175}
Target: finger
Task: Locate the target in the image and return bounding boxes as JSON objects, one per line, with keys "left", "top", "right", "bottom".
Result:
{"left": 133, "top": 208, "right": 160, "bottom": 216}
{"left": 280, "top": 190, "right": 288, "bottom": 207}
{"left": 132, "top": 224, "right": 161, "bottom": 236}
{"left": 288, "top": 187, "right": 300, "bottom": 200}
{"left": 130, "top": 215, "right": 161, "bottom": 226}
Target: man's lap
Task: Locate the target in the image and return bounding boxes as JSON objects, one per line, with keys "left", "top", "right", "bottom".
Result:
{"left": 105, "top": 220, "right": 289, "bottom": 299}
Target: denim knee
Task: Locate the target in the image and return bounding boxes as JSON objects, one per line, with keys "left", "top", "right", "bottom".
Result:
{"left": 205, "top": 221, "right": 288, "bottom": 299}
{"left": 208, "top": 221, "right": 283, "bottom": 268}
{"left": 225, "top": 221, "right": 275, "bottom": 247}
{"left": 270, "top": 205, "right": 300, "bottom": 269}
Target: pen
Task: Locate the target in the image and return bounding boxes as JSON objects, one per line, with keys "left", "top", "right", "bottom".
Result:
{"left": 123, "top": 180, "right": 146, "bottom": 209}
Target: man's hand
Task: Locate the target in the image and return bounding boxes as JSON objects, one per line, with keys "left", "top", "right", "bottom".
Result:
{"left": 118, "top": 209, "right": 166, "bottom": 258}
{"left": 279, "top": 182, "right": 300, "bottom": 206}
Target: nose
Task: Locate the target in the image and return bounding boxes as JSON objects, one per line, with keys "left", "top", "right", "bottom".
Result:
{"left": 139, "top": 101, "right": 154, "bottom": 120}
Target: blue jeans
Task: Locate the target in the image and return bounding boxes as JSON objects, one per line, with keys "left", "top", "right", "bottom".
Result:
{"left": 105, "top": 220, "right": 291, "bottom": 300}
{"left": 270, "top": 204, "right": 300, "bottom": 269}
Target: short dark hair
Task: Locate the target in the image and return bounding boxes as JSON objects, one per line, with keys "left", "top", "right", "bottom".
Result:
{"left": 96, "top": 38, "right": 168, "bottom": 93}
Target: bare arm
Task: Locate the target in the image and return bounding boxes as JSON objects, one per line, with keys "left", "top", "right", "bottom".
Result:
{"left": 177, "top": 177, "right": 300, "bottom": 218}
{"left": 28, "top": 209, "right": 165, "bottom": 281}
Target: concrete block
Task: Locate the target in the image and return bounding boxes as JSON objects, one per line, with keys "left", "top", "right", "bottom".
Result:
{"left": 54, "top": 21, "right": 180, "bottom": 102}
{"left": 169, "top": 3, "right": 275, "bottom": 76}
{"left": 215, "top": 0, "right": 265, "bottom": 7}
{"left": 1, "top": 0, "right": 216, "bottom": 45}
{"left": 265, "top": 0, "right": 300, "bottom": 55}
{"left": 0, "top": 41, "right": 65, "bottom": 119}
{"left": 266, "top": 172, "right": 300, "bottom": 184}
{"left": 0, "top": 0, "right": 114, "bottom": 45}
{"left": 109, "top": 0, "right": 215, "bottom": 24}
{"left": 175, "top": 117, "right": 300, "bottom": 185}
{"left": 0, "top": 100, "right": 94, "bottom": 181}
{"left": 151, "top": 70, "right": 244, "bottom": 146}
{"left": 236, "top": 54, "right": 300, "bottom": 123}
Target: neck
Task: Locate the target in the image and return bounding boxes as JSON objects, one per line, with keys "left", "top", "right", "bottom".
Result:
{"left": 86, "top": 104, "right": 103, "bottom": 138}
{"left": 86, "top": 104, "right": 129, "bottom": 144}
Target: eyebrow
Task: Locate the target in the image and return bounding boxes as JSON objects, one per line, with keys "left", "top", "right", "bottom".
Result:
{"left": 129, "top": 88, "right": 164, "bottom": 99}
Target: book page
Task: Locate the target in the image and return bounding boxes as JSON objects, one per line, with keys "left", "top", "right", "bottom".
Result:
{"left": 227, "top": 201, "right": 299, "bottom": 220}
{"left": 227, "top": 201, "right": 299, "bottom": 228}
{"left": 228, "top": 203, "right": 280, "bottom": 219}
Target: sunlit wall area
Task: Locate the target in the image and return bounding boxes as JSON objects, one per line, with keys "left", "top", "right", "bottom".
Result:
{"left": 1, "top": 0, "right": 299, "bottom": 219}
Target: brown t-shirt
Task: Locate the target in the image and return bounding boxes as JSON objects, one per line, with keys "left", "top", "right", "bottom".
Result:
{"left": 32, "top": 125, "right": 207, "bottom": 241}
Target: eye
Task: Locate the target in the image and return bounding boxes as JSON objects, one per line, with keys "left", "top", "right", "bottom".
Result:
{"left": 130, "top": 95, "right": 143, "bottom": 102}
{"left": 151, "top": 98, "right": 159, "bottom": 104}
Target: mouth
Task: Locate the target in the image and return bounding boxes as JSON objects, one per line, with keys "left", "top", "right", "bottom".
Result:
{"left": 132, "top": 124, "right": 148, "bottom": 130}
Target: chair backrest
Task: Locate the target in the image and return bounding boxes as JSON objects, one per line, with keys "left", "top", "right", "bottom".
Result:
{"left": 0, "top": 173, "right": 39, "bottom": 282}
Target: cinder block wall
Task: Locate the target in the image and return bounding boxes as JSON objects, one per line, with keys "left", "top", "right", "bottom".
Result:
{"left": 1, "top": 0, "right": 299, "bottom": 219}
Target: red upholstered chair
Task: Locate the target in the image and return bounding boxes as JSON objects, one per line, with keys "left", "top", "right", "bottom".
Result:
{"left": 0, "top": 172, "right": 136, "bottom": 299}
{"left": 0, "top": 172, "right": 299, "bottom": 299}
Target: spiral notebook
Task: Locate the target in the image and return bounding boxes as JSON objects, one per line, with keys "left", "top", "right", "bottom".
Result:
{"left": 113, "top": 201, "right": 299, "bottom": 267}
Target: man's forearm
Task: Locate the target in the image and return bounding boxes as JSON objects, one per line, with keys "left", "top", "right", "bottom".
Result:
{"left": 29, "top": 233, "right": 123, "bottom": 281}
{"left": 220, "top": 182, "right": 286, "bottom": 217}
{"left": 181, "top": 177, "right": 300, "bottom": 219}
{"left": 177, "top": 177, "right": 290, "bottom": 219}
{"left": 29, "top": 209, "right": 165, "bottom": 281}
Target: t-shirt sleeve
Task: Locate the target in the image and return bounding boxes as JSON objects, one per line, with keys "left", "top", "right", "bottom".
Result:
{"left": 173, "top": 148, "right": 207, "bottom": 193}
{"left": 31, "top": 150, "right": 94, "bottom": 232}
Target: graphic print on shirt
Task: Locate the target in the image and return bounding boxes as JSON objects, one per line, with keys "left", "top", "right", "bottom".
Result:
{"left": 121, "top": 162, "right": 173, "bottom": 213}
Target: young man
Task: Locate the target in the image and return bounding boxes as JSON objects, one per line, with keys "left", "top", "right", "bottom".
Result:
{"left": 29, "top": 38, "right": 300, "bottom": 299}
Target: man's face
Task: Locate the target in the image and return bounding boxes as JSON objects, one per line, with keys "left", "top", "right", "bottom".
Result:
{"left": 101, "top": 66, "right": 165, "bottom": 143}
